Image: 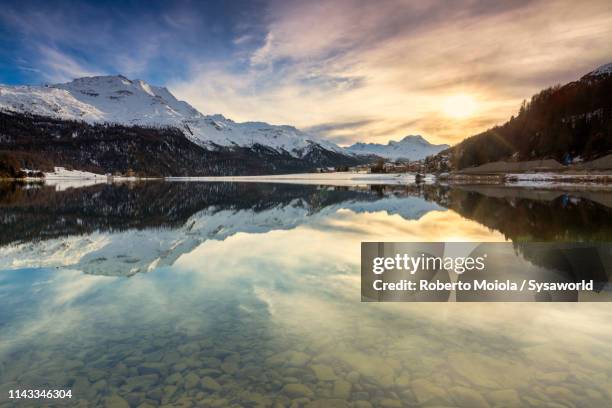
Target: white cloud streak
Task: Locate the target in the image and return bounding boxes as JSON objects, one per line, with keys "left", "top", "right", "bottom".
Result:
{"left": 37, "top": 46, "right": 101, "bottom": 83}
{"left": 172, "top": 0, "right": 612, "bottom": 145}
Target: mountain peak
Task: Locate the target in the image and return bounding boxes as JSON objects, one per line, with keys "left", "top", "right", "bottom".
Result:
{"left": 53, "top": 75, "right": 163, "bottom": 97}
{"left": 346, "top": 134, "right": 448, "bottom": 160}
{"left": 583, "top": 62, "right": 612, "bottom": 78}
{"left": 399, "top": 135, "right": 428, "bottom": 144}
{"left": 57, "top": 74, "right": 134, "bottom": 87}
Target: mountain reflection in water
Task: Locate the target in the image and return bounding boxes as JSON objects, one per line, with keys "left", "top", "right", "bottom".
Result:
{"left": 1, "top": 181, "right": 612, "bottom": 407}
{"left": 2, "top": 181, "right": 612, "bottom": 277}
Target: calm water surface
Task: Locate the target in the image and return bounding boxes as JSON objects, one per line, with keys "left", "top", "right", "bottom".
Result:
{"left": 1, "top": 181, "right": 612, "bottom": 407}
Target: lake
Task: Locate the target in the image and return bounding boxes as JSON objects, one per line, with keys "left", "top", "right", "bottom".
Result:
{"left": 1, "top": 181, "right": 612, "bottom": 407}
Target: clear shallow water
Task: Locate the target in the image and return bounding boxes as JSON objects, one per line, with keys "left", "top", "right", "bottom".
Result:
{"left": 1, "top": 181, "right": 612, "bottom": 407}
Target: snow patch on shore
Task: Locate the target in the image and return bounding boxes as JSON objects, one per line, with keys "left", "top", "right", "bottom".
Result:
{"left": 33, "top": 167, "right": 107, "bottom": 190}
{"left": 27, "top": 167, "right": 150, "bottom": 190}
{"left": 44, "top": 167, "right": 106, "bottom": 180}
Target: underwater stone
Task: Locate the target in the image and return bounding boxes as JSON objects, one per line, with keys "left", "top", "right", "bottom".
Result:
{"left": 282, "top": 383, "right": 314, "bottom": 398}
{"left": 486, "top": 389, "right": 521, "bottom": 406}
{"left": 411, "top": 378, "right": 450, "bottom": 405}
{"left": 184, "top": 372, "right": 200, "bottom": 389}
{"left": 105, "top": 394, "right": 129, "bottom": 408}
{"left": 305, "top": 399, "right": 349, "bottom": 408}
{"left": 448, "top": 386, "right": 490, "bottom": 408}
{"left": 332, "top": 380, "right": 351, "bottom": 399}
{"left": 310, "top": 364, "right": 337, "bottom": 381}
{"left": 201, "top": 376, "right": 222, "bottom": 392}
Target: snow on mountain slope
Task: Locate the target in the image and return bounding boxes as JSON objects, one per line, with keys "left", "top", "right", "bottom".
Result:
{"left": 584, "top": 62, "right": 612, "bottom": 77}
{"left": 0, "top": 75, "right": 343, "bottom": 157}
{"left": 346, "top": 135, "right": 449, "bottom": 161}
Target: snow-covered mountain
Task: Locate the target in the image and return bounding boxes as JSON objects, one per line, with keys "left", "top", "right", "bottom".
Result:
{"left": 0, "top": 75, "right": 342, "bottom": 157}
{"left": 346, "top": 135, "right": 449, "bottom": 161}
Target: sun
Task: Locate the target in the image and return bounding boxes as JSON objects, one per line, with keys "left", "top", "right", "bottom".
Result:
{"left": 442, "top": 94, "right": 477, "bottom": 119}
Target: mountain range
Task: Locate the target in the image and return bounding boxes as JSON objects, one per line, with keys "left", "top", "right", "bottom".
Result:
{"left": 0, "top": 75, "right": 379, "bottom": 176}
{"left": 0, "top": 75, "right": 444, "bottom": 177}
{"left": 0, "top": 75, "right": 347, "bottom": 156}
{"left": 346, "top": 135, "right": 449, "bottom": 161}
{"left": 3, "top": 61, "right": 609, "bottom": 177}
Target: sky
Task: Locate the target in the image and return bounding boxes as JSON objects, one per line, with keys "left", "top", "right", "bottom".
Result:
{"left": 1, "top": 0, "right": 612, "bottom": 146}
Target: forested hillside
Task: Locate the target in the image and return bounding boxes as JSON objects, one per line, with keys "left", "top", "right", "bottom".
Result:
{"left": 449, "top": 65, "right": 612, "bottom": 170}
{"left": 0, "top": 111, "right": 363, "bottom": 177}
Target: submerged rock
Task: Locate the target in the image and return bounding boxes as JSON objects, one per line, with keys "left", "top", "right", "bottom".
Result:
{"left": 136, "top": 402, "right": 157, "bottom": 408}
{"left": 486, "top": 389, "right": 521, "bottom": 406}
{"left": 105, "top": 394, "right": 129, "bottom": 408}
{"left": 310, "top": 364, "right": 337, "bottom": 381}
{"left": 411, "top": 378, "right": 450, "bottom": 405}
{"left": 165, "top": 372, "right": 183, "bottom": 385}
{"left": 88, "top": 368, "right": 107, "bottom": 382}
{"left": 395, "top": 374, "right": 411, "bottom": 388}
{"left": 282, "top": 383, "right": 314, "bottom": 398}
{"left": 162, "top": 385, "right": 178, "bottom": 400}
{"left": 123, "top": 374, "right": 159, "bottom": 392}
{"left": 267, "top": 350, "right": 312, "bottom": 367}
{"left": 184, "top": 372, "right": 200, "bottom": 389}
{"left": 536, "top": 371, "right": 569, "bottom": 383}
{"left": 220, "top": 361, "right": 239, "bottom": 374}
{"left": 288, "top": 351, "right": 311, "bottom": 367}
{"left": 177, "top": 343, "right": 200, "bottom": 355}
{"left": 92, "top": 379, "right": 108, "bottom": 393}
{"left": 201, "top": 376, "right": 222, "bottom": 392}
{"left": 334, "top": 351, "right": 396, "bottom": 386}
{"left": 448, "top": 352, "right": 532, "bottom": 388}
{"left": 448, "top": 386, "right": 490, "bottom": 408}
{"left": 346, "top": 371, "right": 360, "bottom": 383}
{"left": 332, "top": 380, "right": 351, "bottom": 399}
{"left": 305, "top": 399, "right": 349, "bottom": 408}
{"left": 138, "top": 362, "right": 166, "bottom": 376}
{"left": 379, "top": 399, "right": 402, "bottom": 408}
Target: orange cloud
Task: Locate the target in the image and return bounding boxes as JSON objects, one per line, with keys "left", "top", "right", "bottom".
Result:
{"left": 171, "top": 0, "right": 612, "bottom": 146}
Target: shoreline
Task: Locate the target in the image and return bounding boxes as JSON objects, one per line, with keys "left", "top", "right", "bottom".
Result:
{"left": 165, "top": 172, "right": 434, "bottom": 186}
{"left": 3, "top": 170, "right": 612, "bottom": 190}
{"left": 442, "top": 172, "right": 612, "bottom": 189}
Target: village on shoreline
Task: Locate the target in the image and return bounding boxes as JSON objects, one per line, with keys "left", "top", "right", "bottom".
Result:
{"left": 4, "top": 152, "right": 612, "bottom": 191}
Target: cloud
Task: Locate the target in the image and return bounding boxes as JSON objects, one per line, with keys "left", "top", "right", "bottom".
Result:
{"left": 3, "top": 0, "right": 612, "bottom": 145}
{"left": 0, "top": 0, "right": 244, "bottom": 83}
{"left": 302, "top": 120, "right": 376, "bottom": 145}
{"left": 38, "top": 46, "right": 101, "bottom": 83}
{"left": 233, "top": 34, "right": 254, "bottom": 45}
{"left": 303, "top": 120, "right": 374, "bottom": 136}
{"left": 172, "top": 0, "right": 612, "bottom": 146}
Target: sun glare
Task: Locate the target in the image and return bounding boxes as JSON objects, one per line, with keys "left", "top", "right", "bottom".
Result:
{"left": 442, "top": 94, "right": 477, "bottom": 119}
